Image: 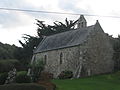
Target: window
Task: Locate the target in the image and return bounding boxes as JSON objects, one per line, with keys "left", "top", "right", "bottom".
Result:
{"left": 81, "top": 22, "right": 84, "bottom": 27}
{"left": 60, "top": 53, "right": 63, "bottom": 64}
{"left": 44, "top": 55, "right": 47, "bottom": 64}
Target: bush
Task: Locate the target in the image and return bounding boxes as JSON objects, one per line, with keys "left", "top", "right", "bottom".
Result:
{"left": 31, "top": 60, "right": 44, "bottom": 82}
{"left": 15, "top": 71, "right": 31, "bottom": 83}
{"left": 0, "top": 59, "right": 20, "bottom": 73}
{"left": 0, "top": 83, "right": 46, "bottom": 90}
{"left": 0, "top": 72, "right": 8, "bottom": 85}
{"left": 58, "top": 70, "right": 73, "bottom": 79}
{"left": 38, "top": 81, "right": 56, "bottom": 90}
{"left": 39, "top": 72, "right": 53, "bottom": 81}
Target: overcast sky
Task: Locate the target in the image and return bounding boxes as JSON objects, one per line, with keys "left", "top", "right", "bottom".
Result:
{"left": 0, "top": 0, "right": 120, "bottom": 46}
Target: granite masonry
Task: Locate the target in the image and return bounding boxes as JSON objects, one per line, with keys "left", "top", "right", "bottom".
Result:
{"left": 32, "top": 15, "right": 114, "bottom": 78}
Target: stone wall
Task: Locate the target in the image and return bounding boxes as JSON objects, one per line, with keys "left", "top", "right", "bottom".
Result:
{"left": 34, "top": 45, "right": 85, "bottom": 78}
{"left": 84, "top": 23, "right": 114, "bottom": 75}
{"left": 33, "top": 23, "right": 114, "bottom": 78}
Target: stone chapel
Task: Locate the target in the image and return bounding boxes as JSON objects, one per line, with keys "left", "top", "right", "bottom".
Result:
{"left": 32, "top": 15, "right": 114, "bottom": 78}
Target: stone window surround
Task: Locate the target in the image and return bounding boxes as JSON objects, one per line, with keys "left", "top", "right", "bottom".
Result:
{"left": 60, "top": 52, "right": 63, "bottom": 64}
{"left": 44, "top": 55, "right": 47, "bottom": 64}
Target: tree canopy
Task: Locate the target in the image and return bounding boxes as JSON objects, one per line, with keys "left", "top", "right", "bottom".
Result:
{"left": 17, "top": 18, "right": 78, "bottom": 68}
{"left": 0, "top": 42, "right": 18, "bottom": 60}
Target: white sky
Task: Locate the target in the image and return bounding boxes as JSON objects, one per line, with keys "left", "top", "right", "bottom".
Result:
{"left": 0, "top": 0, "right": 120, "bottom": 46}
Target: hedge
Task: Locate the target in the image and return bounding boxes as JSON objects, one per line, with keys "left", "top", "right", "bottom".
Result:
{"left": 0, "top": 83, "right": 45, "bottom": 90}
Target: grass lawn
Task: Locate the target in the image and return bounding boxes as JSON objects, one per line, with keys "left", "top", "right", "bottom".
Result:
{"left": 53, "top": 72, "right": 120, "bottom": 90}
{"left": 0, "top": 83, "right": 45, "bottom": 90}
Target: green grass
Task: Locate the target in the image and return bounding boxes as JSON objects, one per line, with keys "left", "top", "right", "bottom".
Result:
{"left": 53, "top": 72, "right": 120, "bottom": 90}
{"left": 0, "top": 83, "right": 45, "bottom": 90}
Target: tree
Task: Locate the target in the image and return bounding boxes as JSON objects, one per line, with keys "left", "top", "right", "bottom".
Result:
{"left": 36, "top": 18, "right": 78, "bottom": 37}
{"left": 0, "top": 42, "right": 18, "bottom": 60}
{"left": 18, "top": 18, "right": 78, "bottom": 69}
{"left": 14, "top": 35, "right": 43, "bottom": 69}
{"left": 0, "top": 59, "right": 20, "bottom": 73}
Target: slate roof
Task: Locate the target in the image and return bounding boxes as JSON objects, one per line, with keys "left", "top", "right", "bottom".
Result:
{"left": 34, "top": 25, "right": 95, "bottom": 53}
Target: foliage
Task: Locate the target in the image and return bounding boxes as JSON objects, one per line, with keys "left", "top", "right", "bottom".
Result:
{"left": 38, "top": 72, "right": 56, "bottom": 90}
{"left": 38, "top": 80, "right": 56, "bottom": 90}
{"left": 0, "top": 42, "right": 26, "bottom": 71}
{"left": 0, "top": 42, "right": 18, "bottom": 60}
{"left": 0, "top": 83, "right": 46, "bottom": 90}
{"left": 36, "top": 18, "right": 78, "bottom": 36}
{"left": 39, "top": 72, "right": 53, "bottom": 81}
{"left": 58, "top": 70, "right": 73, "bottom": 79}
{"left": 53, "top": 72, "right": 120, "bottom": 90}
{"left": 18, "top": 18, "right": 78, "bottom": 69}
{"left": 15, "top": 36, "right": 43, "bottom": 67}
{"left": 15, "top": 71, "right": 31, "bottom": 83}
{"left": 0, "top": 59, "right": 20, "bottom": 73}
{"left": 0, "top": 72, "right": 8, "bottom": 85}
{"left": 31, "top": 60, "right": 45, "bottom": 82}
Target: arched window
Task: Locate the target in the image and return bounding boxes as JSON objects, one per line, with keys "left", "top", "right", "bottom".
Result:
{"left": 60, "top": 53, "right": 63, "bottom": 64}
{"left": 44, "top": 55, "right": 47, "bottom": 64}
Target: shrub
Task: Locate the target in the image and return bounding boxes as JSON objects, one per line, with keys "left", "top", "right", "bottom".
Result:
{"left": 39, "top": 72, "right": 53, "bottom": 81}
{"left": 58, "top": 70, "right": 73, "bottom": 79}
{"left": 31, "top": 60, "right": 45, "bottom": 82}
{"left": 15, "top": 71, "right": 31, "bottom": 83}
{"left": 0, "top": 83, "right": 46, "bottom": 90}
{"left": 0, "top": 59, "right": 20, "bottom": 73}
{"left": 0, "top": 72, "right": 8, "bottom": 85}
{"left": 38, "top": 81, "right": 56, "bottom": 90}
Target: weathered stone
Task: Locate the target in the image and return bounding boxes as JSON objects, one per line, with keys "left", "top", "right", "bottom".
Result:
{"left": 31, "top": 15, "right": 114, "bottom": 78}
{"left": 5, "top": 68, "right": 16, "bottom": 84}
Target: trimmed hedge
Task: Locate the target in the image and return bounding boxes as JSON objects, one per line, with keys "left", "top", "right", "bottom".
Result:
{"left": 15, "top": 71, "right": 31, "bottom": 83}
{"left": 0, "top": 72, "right": 8, "bottom": 85}
{"left": 0, "top": 59, "right": 20, "bottom": 73}
{"left": 0, "top": 83, "right": 45, "bottom": 90}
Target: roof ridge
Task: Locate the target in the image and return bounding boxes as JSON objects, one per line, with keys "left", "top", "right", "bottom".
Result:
{"left": 46, "top": 25, "right": 95, "bottom": 38}
{"left": 34, "top": 24, "right": 95, "bottom": 53}
{"left": 33, "top": 36, "right": 47, "bottom": 53}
